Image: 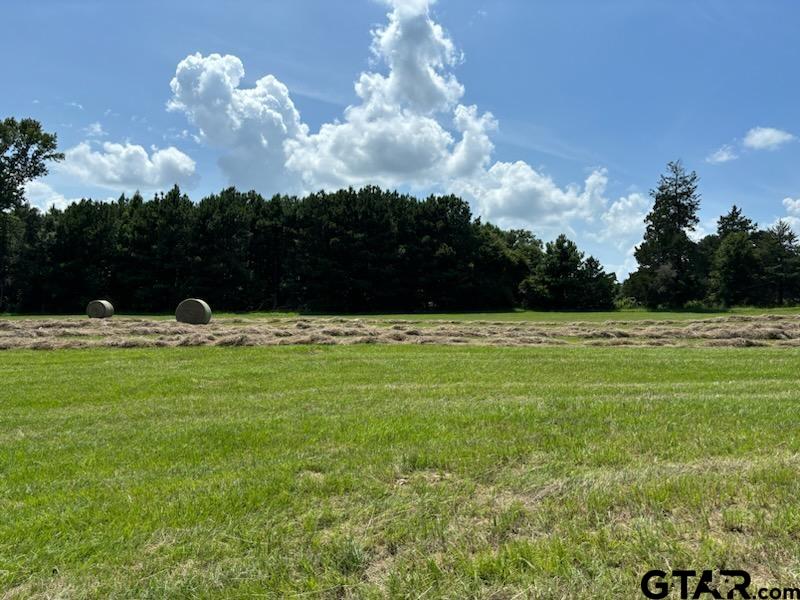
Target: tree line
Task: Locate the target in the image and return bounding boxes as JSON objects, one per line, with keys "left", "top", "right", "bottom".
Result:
{"left": 0, "top": 118, "right": 616, "bottom": 313}
{"left": 623, "top": 161, "right": 800, "bottom": 309}
{"left": 2, "top": 118, "right": 799, "bottom": 313}
{"left": 0, "top": 185, "right": 617, "bottom": 313}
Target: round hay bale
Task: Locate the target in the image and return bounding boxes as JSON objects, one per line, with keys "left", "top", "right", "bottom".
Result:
{"left": 176, "top": 298, "right": 212, "bottom": 325}
{"left": 86, "top": 300, "right": 114, "bottom": 319}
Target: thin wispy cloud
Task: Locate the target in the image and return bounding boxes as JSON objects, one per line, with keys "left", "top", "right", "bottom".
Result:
{"left": 83, "top": 122, "right": 107, "bottom": 138}
{"left": 706, "top": 144, "right": 738, "bottom": 164}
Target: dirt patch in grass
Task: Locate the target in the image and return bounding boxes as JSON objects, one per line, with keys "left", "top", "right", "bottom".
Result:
{"left": 4, "top": 313, "right": 800, "bottom": 350}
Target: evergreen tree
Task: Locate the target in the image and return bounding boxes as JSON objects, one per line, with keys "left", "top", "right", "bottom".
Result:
{"left": 705, "top": 205, "right": 760, "bottom": 306}
{"left": 579, "top": 256, "right": 618, "bottom": 310}
{"left": 716, "top": 205, "right": 755, "bottom": 238}
{"left": 756, "top": 220, "right": 800, "bottom": 305}
{"left": 708, "top": 231, "right": 758, "bottom": 306}
{"left": 520, "top": 235, "right": 615, "bottom": 310}
{"left": 632, "top": 161, "right": 702, "bottom": 308}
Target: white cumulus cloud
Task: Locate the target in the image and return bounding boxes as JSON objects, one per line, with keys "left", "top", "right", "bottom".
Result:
{"left": 61, "top": 141, "right": 197, "bottom": 190}
{"left": 743, "top": 127, "right": 795, "bottom": 151}
{"left": 587, "top": 192, "right": 651, "bottom": 250}
{"left": 783, "top": 197, "right": 800, "bottom": 215}
{"left": 168, "top": 52, "right": 307, "bottom": 194}
{"left": 365, "top": 0, "right": 463, "bottom": 115}
{"left": 454, "top": 164, "right": 609, "bottom": 232}
{"left": 708, "top": 126, "right": 795, "bottom": 166}
{"left": 168, "top": 0, "right": 629, "bottom": 239}
{"left": 783, "top": 197, "right": 800, "bottom": 229}
{"left": 24, "top": 181, "right": 78, "bottom": 211}
{"left": 778, "top": 197, "right": 800, "bottom": 235}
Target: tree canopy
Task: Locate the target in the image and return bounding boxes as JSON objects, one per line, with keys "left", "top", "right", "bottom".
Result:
{"left": 0, "top": 117, "right": 64, "bottom": 211}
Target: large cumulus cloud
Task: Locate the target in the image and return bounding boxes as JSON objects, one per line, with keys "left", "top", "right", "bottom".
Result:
{"left": 168, "top": 52, "right": 307, "bottom": 194}
{"left": 167, "top": 0, "right": 625, "bottom": 238}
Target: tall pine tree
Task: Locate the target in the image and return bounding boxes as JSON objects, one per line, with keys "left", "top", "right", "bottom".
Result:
{"left": 632, "top": 161, "right": 702, "bottom": 308}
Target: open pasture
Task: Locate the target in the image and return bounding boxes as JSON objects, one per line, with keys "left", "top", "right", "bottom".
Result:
{"left": 2, "top": 336, "right": 800, "bottom": 597}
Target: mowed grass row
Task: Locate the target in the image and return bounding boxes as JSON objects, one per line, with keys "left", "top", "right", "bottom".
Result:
{"left": 2, "top": 345, "right": 800, "bottom": 597}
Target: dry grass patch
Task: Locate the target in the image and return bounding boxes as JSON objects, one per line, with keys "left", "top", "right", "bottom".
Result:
{"left": 5, "top": 313, "right": 800, "bottom": 350}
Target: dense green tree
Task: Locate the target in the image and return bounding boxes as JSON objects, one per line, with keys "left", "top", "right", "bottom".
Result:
{"left": 708, "top": 231, "right": 758, "bottom": 306}
{"left": 187, "top": 188, "right": 257, "bottom": 310}
{"left": 631, "top": 161, "right": 702, "bottom": 308}
{"left": 0, "top": 118, "right": 63, "bottom": 310}
{"left": 693, "top": 233, "right": 718, "bottom": 297}
{"left": 469, "top": 223, "right": 529, "bottom": 308}
{"left": 530, "top": 235, "right": 584, "bottom": 309}
{"left": 4, "top": 204, "right": 49, "bottom": 312}
{"left": 287, "top": 187, "right": 413, "bottom": 311}
{"left": 716, "top": 205, "right": 756, "bottom": 238}
{"left": 0, "top": 118, "right": 64, "bottom": 211}
{"left": 755, "top": 221, "right": 800, "bottom": 305}
{"left": 5, "top": 118, "right": 800, "bottom": 314}
{"left": 412, "top": 194, "right": 478, "bottom": 310}
{"left": 502, "top": 229, "right": 543, "bottom": 271}
{"left": 111, "top": 187, "right": 195, "bottom": 312}
{"left": 580, "top": 257, "right": 618, "bottom": 310}
{"left": 249, "top": 194, "right": 292, "bottom": 310}
{"left": 46, "top": 199, "right": 120, "bottom": 312}
{"left": 0, "top": 209, "right": 28, "bottom": 312}
{"left": 705, "top": 206, "right": 760, "bottom": 306}
{"left": 520, "top": 234, "right": 615, "bottom": 310}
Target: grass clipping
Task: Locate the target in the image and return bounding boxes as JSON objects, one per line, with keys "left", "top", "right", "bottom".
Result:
{"left": 3, "top": 313, "right": 800, "bottom": 350}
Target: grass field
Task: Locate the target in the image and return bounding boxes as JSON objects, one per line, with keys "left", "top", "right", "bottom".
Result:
{"left": 3, "top": 342, "right": 800, "bottom": 598}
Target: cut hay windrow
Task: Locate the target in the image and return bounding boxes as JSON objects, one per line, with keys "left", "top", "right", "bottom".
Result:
{"left": 3, "top": 313, "right": 800, "bottom": 350}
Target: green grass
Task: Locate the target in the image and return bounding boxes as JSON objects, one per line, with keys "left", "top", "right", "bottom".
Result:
{"left": 3, "top": 305, "right": 800, "bottom": 322}
{"left": 3, "top": 345, "right": 800, "bottom": 597}
{"left": 313, "top": 305, "right": 800, "bottom": 322}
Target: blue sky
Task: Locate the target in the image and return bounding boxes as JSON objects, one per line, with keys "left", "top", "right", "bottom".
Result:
{"left": 3, "top": 0, "right": 799, "bottom": 276}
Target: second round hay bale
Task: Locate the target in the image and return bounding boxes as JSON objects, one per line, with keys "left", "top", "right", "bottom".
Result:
{"left": 86, "top": 300, "right": 114, "bottom": 319}
{"left": 176, "top": 298, "right": 212, "bottom": 325}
